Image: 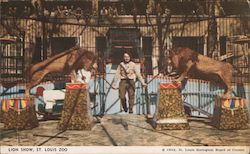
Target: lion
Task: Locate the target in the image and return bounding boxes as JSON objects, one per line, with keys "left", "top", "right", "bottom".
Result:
{"left": 168, "top": 47, "right": 233, "bottom": 97}
{"left": 1, "top": 46, "right": 97, "bottom": 97}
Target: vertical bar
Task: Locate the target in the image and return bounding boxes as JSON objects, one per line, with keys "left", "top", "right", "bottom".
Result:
{"left": 42, "top": 20, "right": 47, "bottom": 60}
{"left": 102, "top": 75, "right": 105, "bottom": 115}
{"left": 15, "top": 39, "right": 18, "bottom": 77}
{"left": 200, "top": 80, "right": 203, "bottom": 115}
{"left": 145, "top": 77, "right": 150, "bottom": 114}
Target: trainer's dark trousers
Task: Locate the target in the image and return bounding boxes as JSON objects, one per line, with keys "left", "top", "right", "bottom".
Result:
{"left": 119, "top": 79, "right": 135, "bottom": 112}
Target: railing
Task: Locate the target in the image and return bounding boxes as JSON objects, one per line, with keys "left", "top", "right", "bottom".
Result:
{"left": 89, "top": 74, "right": 250, "bottom": 117}
{"left": 0, "top": 75, "right": 250, "bottom": 118}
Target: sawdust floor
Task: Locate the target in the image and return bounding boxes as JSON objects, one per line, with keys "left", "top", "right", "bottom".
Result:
{"left": 1, "top": 114, "right": 250, "bottom": 146}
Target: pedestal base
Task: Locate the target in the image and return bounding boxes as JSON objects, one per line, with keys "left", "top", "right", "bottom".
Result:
{"left": 152, "top": 83, "right": 190, "bottom": 130}
{"left": 212, "top": 96, "right": 249, "bottom": 130}
{"left": 1, "top": 98, "right": 38, "bottom": 130}
{"left": 153, "top": 118, "right": 190, "bottom": 130}
{"left": 57, "top": 83, "right": 93, "bottom": 130}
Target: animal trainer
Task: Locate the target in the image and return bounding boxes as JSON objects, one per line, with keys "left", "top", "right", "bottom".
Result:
{"left": 112, "top": 52, "right": 147, "bottom": 114}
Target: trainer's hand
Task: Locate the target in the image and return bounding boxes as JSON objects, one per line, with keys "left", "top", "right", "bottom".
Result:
{"left": 142, "top": 83, "right": 148, "bottom": 88}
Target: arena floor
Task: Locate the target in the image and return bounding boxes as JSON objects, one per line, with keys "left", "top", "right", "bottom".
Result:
{"left": 0, "top": 114, "right": 250, "bottom": 146}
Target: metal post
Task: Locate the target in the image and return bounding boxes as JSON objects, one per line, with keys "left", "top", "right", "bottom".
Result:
{"left": 42, "top": 19, "right": 47, "bottom": 60}
{"left": 93, "top": 73, "right": 97, "bottom": 115}
{"left": 145, "top": 77, "right": 150, "bottom": 115}
{"left": 198, "top": 81, "right": 201, "bottom": 116}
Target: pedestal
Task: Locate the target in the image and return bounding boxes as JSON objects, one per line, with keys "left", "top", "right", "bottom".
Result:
{"left": 57, "top": 83, "right": 93, "bottom": 130}
{"left": 1, "top": 97, "right": 38, "bottom": 129}
{"left": 212, "top": 96, "right": 249, "bottom": 130}
{"left": 152, "top": 83, "right": 190, "bottom": 130}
